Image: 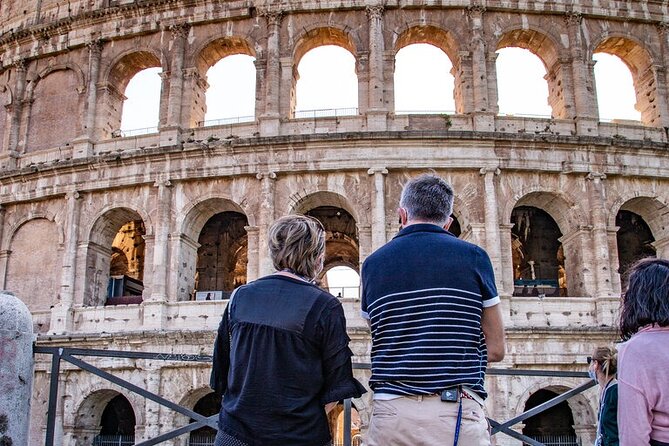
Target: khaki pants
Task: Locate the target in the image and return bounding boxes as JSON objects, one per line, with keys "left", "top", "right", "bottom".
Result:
{"left": 366, "top": 394, "right": 492, "bottom": 446}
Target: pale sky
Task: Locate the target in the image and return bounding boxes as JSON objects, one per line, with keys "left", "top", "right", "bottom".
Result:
{"left": 120, "top": 43, "right": 641, "bottom": 290}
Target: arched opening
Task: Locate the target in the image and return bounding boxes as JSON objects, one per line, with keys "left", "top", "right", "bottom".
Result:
{"left": 327, "top": 403, "right": 362, "bottom": 446}
{"left": 616, "top": 210, "right": 656, "bottom": 277}
{"left": 511, "top": 206, "right": 566, "bottom": 297}
{"left": 27, "top": 68, "right": 83, "bottom": 152}
{"left": 188, "top": 392, "right": 220, "bottom": 445}
{"left": 323, "top": 265, "right": 360, "bottom": 299}
{"left": 294, "top": 43, "right": 358, "bottom": 118}
{"left": 119, "top": 67, "right": 162, "bottom": 136}
{"left": 5, "top": 218, "right": 62, "bottom": 331}
{"left": 105, "top": 51, "right": 161, "bottom": 139}
{"left": 593, "top": 53, "right": 641, "bottom": 122}
{"left": 594, "top": 37, "right": 659, "bottom": 126}
{"left": 106, "top": 220, "right": 146, "bottom": 305}
{"left": 201, "top": 41, "right": 256, "bottom": 126}
{"left": 93, "top": 394, "right": 136, "bottom": 446}
{"left": 522, "top": 389, "right": 578, "bottom": 446}
{"left": 496, "top": 47, "right": 551, "bottom": 117}
{"left": 194, "top": 211, "right": 248, "bottom": 300}
{"left": 85, "top": 208, "right": 147, "bottom": 307}
{"left": 394, "top": 43, "right": 455, "bottom": 114}
{"left": 303, "top": 206, "right": 359, "bottom": 286}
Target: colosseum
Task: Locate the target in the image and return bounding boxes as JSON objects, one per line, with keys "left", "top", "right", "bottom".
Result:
{"left": 1, "top": 0, "right": 668, "bottom": 444}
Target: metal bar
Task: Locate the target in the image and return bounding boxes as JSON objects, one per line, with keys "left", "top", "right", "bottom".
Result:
{"left": 487, "top": 369, "right": 589, "bottom": 378}
{"left": 44, "top": 349, "right": 61, "bottom": 446}
{"left": 488, "top": 419, "right": 546, "bottom": 446}
{"left": 61, "top": 353, "right": 217, "bottom": 429}
{"left": 343, "top": 398, "right": 352, "bottom": 446}
{"left": 134, "top": 416, "right": 217, "bottom": 446}
{"left": 491, "top": 380, "right": 597, "bottom": 434}
{"left": 35, "top": 345, "right": 212, "bottom": 362}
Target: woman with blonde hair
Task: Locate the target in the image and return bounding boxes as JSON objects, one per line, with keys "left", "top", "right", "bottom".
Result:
{"left": 588, "top": 346, "right": 618, "bottom": 446}
{"left": 210, "top": 214, "right": 365, "bottom": 446}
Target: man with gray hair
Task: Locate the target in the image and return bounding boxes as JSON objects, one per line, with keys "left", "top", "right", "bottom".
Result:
{"left": 361, "top": 174, "right": 505, "bottom": 445}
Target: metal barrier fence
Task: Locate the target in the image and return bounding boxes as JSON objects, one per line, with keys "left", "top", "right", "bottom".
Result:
{"left": 293, "top": 107, "right": 359, "bottom": 118}
{"left": 34, "top": 346, "right": 596, "bottom": 446}
{"left": 93, "top": 435, "right": 135, "bottom": 446}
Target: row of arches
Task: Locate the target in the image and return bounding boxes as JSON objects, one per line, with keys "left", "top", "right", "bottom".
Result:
{"left": 66, "top": 380, "right": 593, "bottom": 446}
{"left": 0, "top": 16, "right": 665, "bottom": 154}
{"left": 6, "top": 189, "right": 665, "bottom": 325}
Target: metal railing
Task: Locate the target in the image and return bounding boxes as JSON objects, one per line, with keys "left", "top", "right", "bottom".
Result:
{"left": 198, "top": 116, "right": 256, "bottom": 127}
{"left": 294, "top": 107, "right": 359, "bottom": 119}
{"left": 114, "top": 127, "right": 159, "bottom": 138}
{"left": 187, "top": 433, "right": 216, "bottom": 446}
{"left": 34, "top": 346, "right": 596, "bottom": 446}
{"left": 93, "top": 435, "right": 135, "bottom": 446}
{"left": 328, "top": 286, "right": 360, "bottom": 299}
{"left": 395, "top": 109, "right": 456, "bottom": 115}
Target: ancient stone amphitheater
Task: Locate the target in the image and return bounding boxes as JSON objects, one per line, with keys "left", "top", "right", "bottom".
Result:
{"left": 1, "top": 0, "right": 668, "bottom": 444}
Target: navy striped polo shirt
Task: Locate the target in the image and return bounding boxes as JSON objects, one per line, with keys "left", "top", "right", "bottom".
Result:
{"left": 361, "top": 224, "right": 500, "bottom": 399}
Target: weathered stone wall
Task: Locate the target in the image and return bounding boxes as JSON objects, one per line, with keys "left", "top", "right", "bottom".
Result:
{"left": 1, "top": 1, "right": 668, "bottom": 445}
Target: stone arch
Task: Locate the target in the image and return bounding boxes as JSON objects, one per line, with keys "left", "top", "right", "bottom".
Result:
{"left": 292, "top": 26, "right": 360, "bottom": 66}
{"left": 194, "top": 36, "right": 256, "bottom": 77}
{"left": 103, "top": 50, "right": 163, "bottom": 137}
{"left": 4, "top": 210, "right": 63, "bottom": 251}
{"left": 514, "top": 382, "right": 597, "bottom": 445}
{"left": 83, "top": 206, "right": 150, "bottom": 306}
{"left": 593, "top": 35, "right": 661, "bottom": 126}
{"left": 289, "top": 190, "right": 359, "bottom": 223}
{"left": 290, "top": 191, "right": 360, "bottom": 274}
{"left": 5, "top": 216, "right": 63, "bottom": 319}
{"left": 494, "top": 28, "right": 568, "bottom": 118}
{"left": 177, "top": 197, "right": 250, "bottom": 300}
{"left": 393, "top": 25, "right": 460, "bottom": 70}
{"left": 609, "top": 195, "right": 669, "bottom": 274}
{"left": 71, "top": 388, "right": 142, "bottom": 446}
{"left": 392, "top": 25, "right": 461, "bottom": 113}
{"left": 290, "top": 26, "right": 360, "bottom": 116}
{"left": 172, "top": 387, "right": 219, "bottom": 446}
{"left": 507, "top": 190, "right": 585, "bottom": 297}
{"left": 503, "top": 189, "right": 584, "bottom": 236}
{"left": 25, "top": 65, "right": 86, "bottom": 152}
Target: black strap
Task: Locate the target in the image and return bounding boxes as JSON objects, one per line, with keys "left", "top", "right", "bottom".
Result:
{"left": 651, "top": 440, "right": 669, "bottom": 446}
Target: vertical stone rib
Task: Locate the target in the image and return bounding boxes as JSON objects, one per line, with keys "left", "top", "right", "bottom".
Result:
{"left": 166, "top": 24, "right": 189, "bottom": 128}
{"left": 262, "top": 11, "right": 283, "bottom": 118}
{"left": 586, "top": 173, "right": 614, "bottom": 298}
{"left": 257, "top": 172, "right": 277, "bottom": 276}
{"left": 150, "top": 180, "right": 172, "bottom": 302}
{"left": 368, "top": 167, "right": 388, "bottom": 251}
{"left": 85, "top": 40, "right": 103, "bottom": 139}
{"left": 8, "top": 60, "right": 27, "bottom": 156}
{"left": 481, "top": 168, "right": 503, "bottom": 285}
{"left": 366, "top": 6, "right": 385, "bottom": 112}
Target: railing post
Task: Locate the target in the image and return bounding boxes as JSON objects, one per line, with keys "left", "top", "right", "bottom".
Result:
{"left": 343, "top": 398, "right": 352, "bottom": 446}
{"left": 45, "top": 349, "right": 62, "bottom": 446}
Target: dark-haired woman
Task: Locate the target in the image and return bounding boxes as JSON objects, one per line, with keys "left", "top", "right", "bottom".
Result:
{"left": 588, "top": 347, "right": 618, "bottom": 446}
{"left": 617, "top": 258, "right": 669, "bottom": 446}
{"left": 210, "top": 215, "right": 365, "bottom": 446}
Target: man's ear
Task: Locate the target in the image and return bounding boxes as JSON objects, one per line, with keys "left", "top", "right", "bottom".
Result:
{"left": 443, "top": 216, "right": 453, "bottom": 231}
{"left": 398, "top": 208, "right": 408, "bottom": 226}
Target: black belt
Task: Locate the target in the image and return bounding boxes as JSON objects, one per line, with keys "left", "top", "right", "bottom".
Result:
{"left": 651, "top": 440, "right": 669, "bottom": 446}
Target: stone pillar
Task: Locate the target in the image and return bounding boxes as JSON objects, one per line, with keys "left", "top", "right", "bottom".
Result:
{"left": 560, "top": 227, "right": 594, "bottom": 297}
{"left": 653, "top": 236, "right": 669, "bottom": 263}
{"left": 357, "top": 224, "right": 373, "bottom": 265}
{"left": 467, "top": 6, "right": 495, "bottom": 131}
{"left": 656, "top": 23, "right": 669, "bottom": 131}
{"left": 181, "top": 68, "right": 209, "bottom": 128}
{"left": 480, "top": 168, "right": 503, "bottom": 283}
{"left": 52, "top": 191, "right": 82, "bottom": 333}
{"left": 149, "top": 180, "right": 172, "bottom": 302}
{"left": 245, "top": 226, "right": 260, "bottom": 282}
{"left": 259, "top": 10, "right": 283, "bottom": 135}
{"left": 366, "top": 6, "right": 387, "bottom": 130}
{"left": 546, "top": 58, "right": 577, "bottom": 120}
{"left": 499, "top": 223, "right": 515, "bottom": 296}
{"left": 257, "top": 172, "right": 277, "bottom": 276}
{"left": 7, "top": 60, "right": 27, "bottom": 160}
{"left": 84, "top": 40, "right": 103, "bottom": 140}
{"left": 143, "top": 365, "right": 162, "bottom": 440}
{"left": 565, "top": 12, "right": 598, "bottom": 134}
{"left": 166, "top": 24, "right": 189, "bottom": 128}
{"left": 607, "top": 226, "right": 622, "bottom": 295}
{"left": 0, "top": 251, "right": 10, "bottom": 291}
{"left": 586, "top": 173, "right": 614, "bottom": 299}
{"left": 0, "top": 292, "right": 34, "bottom": 446}
{"left": 368, "top": 167, "right": 388, "bottom": 251}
